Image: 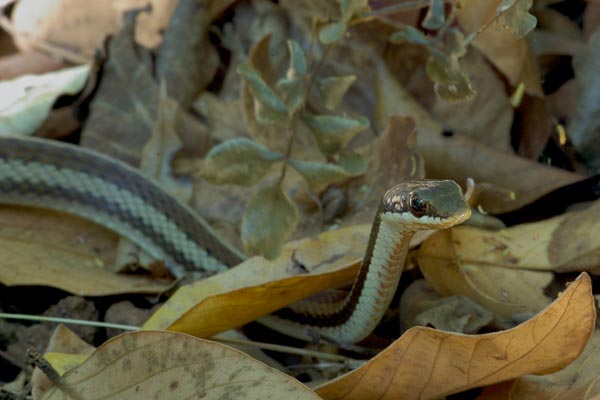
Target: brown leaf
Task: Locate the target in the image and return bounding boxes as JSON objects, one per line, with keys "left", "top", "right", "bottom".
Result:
{"left": 516, "top": 95, "right": 554, "bottom": 159}
{"left": 455, "top": 0, "right": 542, "bottom": 96}
{"left": 417, "top": 227, "right": 554, "bottom": 318}
{"left": 399, "top": 280, "right": 493, "bottom": 334}
{"left": 315, "top": 273, "right": 595, "bottom": 400}
{"left": 567, "top": 28, "right": 600, "bottom": 172}
{"left": 346, "top": 115, "right": 424, "bottom": 225}
{"left": 40, "top": 331, "right": 320, "bottom": 399}
{"left": 156, "top": 0, "right": 219, "bottom": 108}
{"left": 143, "top": 225, "right": 370, "bottom": 334}
{"left": 373, "top": 60, "right": 583, "bottom": 214}
{"left": 0, "top": 206, "right": 170, "bottom": 295}
{"left": 81, "top": 11, "right": 211, "bottom": 166}
{"left": 478, "top": 331, "right": 600, "bottom": 400}
{"left": 548, "top": 199, "right": 600, "bottom": 269}
{"left": 430, "top": 50, "right": 513, "bottom": 152}
{"left": 32, "top": 325, "right": 96, "bottom": 399}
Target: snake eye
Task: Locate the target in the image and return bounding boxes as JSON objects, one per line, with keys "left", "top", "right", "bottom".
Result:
{"left": 409, "top": 196, "right": 428, "bottom": 217}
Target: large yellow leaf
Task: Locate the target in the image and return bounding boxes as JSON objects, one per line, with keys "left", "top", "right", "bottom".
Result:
{"left": 0, "top": 206, "right": 169, "bottom": 295}
{"left": 314, "top": 273, "right": 595, "bottom": 400}
{"left": 143, "top": 224, "right": 371, "bottom": 333}
{"left": 479, "top": 331, "right": 600, "bottom": 400}
{"left": 40, "top": 331, "right": 319, "bottom": 400}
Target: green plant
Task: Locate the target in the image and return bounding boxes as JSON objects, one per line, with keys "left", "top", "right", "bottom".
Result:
{"left": 201, "top": 1, "right": 372, "bottom": 259}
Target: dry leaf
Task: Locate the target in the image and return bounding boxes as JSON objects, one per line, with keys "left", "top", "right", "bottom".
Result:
{"left": 430, "top": 50, "right": 513, "bottom": 152}
{"left": 0, "top": 206, "right": 170, "bottom": 295}
{"left": 478, "top": 331, "right": 600, "bottom": 400}
{"left": 568, "top": 28, "right": 600, "bottom": 172}
{"left": 32, "top": 325, "right": 96, "bottom": 399}
{"left": 418, "top": 228, "right": 554, "bottom": 318}
{"left": 346, "top": 116, "right": 423, "bottom": 225}
{"left": 143, "top": 224, "right": 370, "bottom": 334}
{"left": 373, "top": 60, "right": 582, "bottom": 214}
{"left": 156, "top": 0, "right": 219, "bottom": 108}
{"left": 40, "top": 331, "right": 319, "bottom": 399}
{"left": 0, "top": 64, "right": 89, "bottom": 135}
{"left": 456, "top": 0, "right": 542, "bottom": 96}
{"left": 399, "top": 280, "right": 493, "bottom": 334}
{"left": 315, "top": 273, "right": 595, "bottom": 400}
{"left": 424, "top": 200, "right": 600, "bottom": 272}
{"left": 81, "top": 10, "right": 211, "bottom": 166}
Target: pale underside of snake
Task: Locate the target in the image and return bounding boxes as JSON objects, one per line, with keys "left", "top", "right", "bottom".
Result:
{"left": 0, "top": 135, "right": 470, "bottom": 343}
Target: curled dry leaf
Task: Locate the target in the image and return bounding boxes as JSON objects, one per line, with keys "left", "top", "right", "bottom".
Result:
{"left": 479, "top": 331, "right": 600, "bottom": 400}
{"left": 417, "top": 228, "right": 554, "bottom": 318}
{"left": 315, "top": 273, "right": 595, "bottom": 400}
{"left": 143, "top": 224, "right": 370, "bottom": 335}
{"left": 0, "top": 64, "right": 89, "bottom": 135}
{"left": 0, "top": 206, "right": 170, "bottom": 296}
{"left": 40, "top": 331, "right": 319, "bottom": 400}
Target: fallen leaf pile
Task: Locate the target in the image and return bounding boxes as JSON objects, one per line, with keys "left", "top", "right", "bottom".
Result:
{"left": 0, "top": 1, "right": 599, "bottom": 399}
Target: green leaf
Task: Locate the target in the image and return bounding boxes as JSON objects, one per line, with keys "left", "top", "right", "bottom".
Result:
{"left": 237, "top": 60, "right": 289, "bottom": 124}
{"left": 241, "top": 183, "right": 299, "bottom": 259}
{"left": 446, "top": 28, "right": 467, "bottom": 57}
{"left": 276, "top": 77, "right": 305, "bottom": 114}
{"left": 289, "top": 160, "right": 352, "bottom": 191}
{"left": 389, "top": 26, "right": 430, "bottom": 47}
{"left": 497, "top": 0, "right": 537, "bottom": 38}
{"left": 318, "top": 75, "right": 357, "bottom": 110}
{"left": 319, "top": 21, "right": 346, "bottom": 44}
{"left": 200, "top": 138, "right": 282, "bottom": 185}
{"left": 287, "top": 40, "right": 307, "bottom": 77}
{"left": 341, "top": 0, "right": 369, "bottom": 22}
{"left": 422, "top": 0, "right": 445, "bottom": 30}
{"left": 426, "top": 51, "right": 476, "bottom": 102}
{"left": 338, "top": 151, "right": 368, "bottom": 176}
{"left": 302, "top": 114, "right": 370, "bottom": 155}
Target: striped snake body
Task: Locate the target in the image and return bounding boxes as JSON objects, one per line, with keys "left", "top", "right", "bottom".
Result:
{"left": 0, "top": 136, "right": 470, "bottom": 343}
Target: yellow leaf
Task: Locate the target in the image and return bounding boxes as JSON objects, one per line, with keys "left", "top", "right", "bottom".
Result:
{"left": 143, "top": 225, "right": 371, "bottom": 333}
{"left": 315, "top": 273, "right": 595, "bottom": 400}
{"left": 0, "top": 207, "right": 169, "bottom": 296}
{"left": 479, "top": 331, "right": 600, "bottom": 399}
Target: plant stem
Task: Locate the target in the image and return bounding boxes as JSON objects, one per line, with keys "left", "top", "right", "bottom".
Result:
{"left": 277, "top": 36, "right": 334, "bottom": 186}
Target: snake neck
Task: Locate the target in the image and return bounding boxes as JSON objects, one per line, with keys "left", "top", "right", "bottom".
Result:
{"left": 333, "top": 214, "right": 414, "bottom": 342}
{"left": 268, "top": 212, "right": 415, "bottom": 343}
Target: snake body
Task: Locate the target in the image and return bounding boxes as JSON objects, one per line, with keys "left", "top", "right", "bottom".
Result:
{"left": 0, "top": 136, "right": 470, "bottom": 343}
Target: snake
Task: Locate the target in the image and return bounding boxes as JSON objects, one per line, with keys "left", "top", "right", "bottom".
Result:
{"left": 0, "top": 135, "right": 470, "bottom": 343}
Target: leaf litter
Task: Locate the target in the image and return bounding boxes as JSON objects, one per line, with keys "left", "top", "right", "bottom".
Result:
{"left": 0, "top": 0, "right": 599, "bottom": 399}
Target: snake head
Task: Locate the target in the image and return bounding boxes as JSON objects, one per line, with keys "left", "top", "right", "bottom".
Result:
{"left": 381, "top": 180, "right": 471, "bottom": 229}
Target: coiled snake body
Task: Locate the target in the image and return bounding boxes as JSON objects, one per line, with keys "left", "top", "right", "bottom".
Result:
{"left": 0, "top": 136, "right": 470, "bottom": 343}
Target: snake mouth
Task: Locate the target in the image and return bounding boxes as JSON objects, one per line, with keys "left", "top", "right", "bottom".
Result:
{"left": 381, "top": 205, "right": 471, "bottom": 230}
